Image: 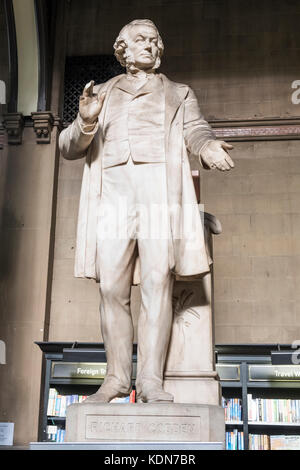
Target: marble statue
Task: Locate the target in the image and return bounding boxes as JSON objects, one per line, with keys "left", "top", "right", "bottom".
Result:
{"left": 59, "top": 19, "right": 234, "bottom": 404}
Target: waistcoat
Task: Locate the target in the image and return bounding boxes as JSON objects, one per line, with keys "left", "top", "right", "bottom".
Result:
{"left": 102, "top": 74, "right": 165, "bottom": 168}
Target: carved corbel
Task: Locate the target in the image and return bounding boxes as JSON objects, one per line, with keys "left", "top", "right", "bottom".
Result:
{"left": 3, "top": 112, "right": 24, "bottom": 145}
{"left": 31, "top": 111, "right": 54, "bottom": 144}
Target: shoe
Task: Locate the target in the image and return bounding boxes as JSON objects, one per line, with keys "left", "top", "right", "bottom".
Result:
{"left": 136, "top": 386, "right": 174, "bottom": 404}
{"left": 84, "top": 383, "right": 132, "bottom": 404}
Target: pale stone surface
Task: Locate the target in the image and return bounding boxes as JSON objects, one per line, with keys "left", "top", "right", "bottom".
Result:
{"left": 164, "top": 268, "right": 221, "bottom": 406}
{"left": 0, "top": 126, "right": 60, "bottom": 444}
{"left": 66, "top": 403, "right": 225, "bottom": 444}
{"left": 58, "top": 19, "right": 232, "bottom": 405}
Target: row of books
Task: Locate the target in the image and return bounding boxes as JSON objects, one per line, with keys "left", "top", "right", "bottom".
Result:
{"left": 222, "top": 398, "right": 242, "bottom": 422}
{"left": 249, "top": 434, "right": 270, "bottom": 450}
{"left": 110, "top": 391, "right": 136, "bottom": 403}
{"left": 249, "top": 434, "right": 300, "bottom": 450}
{"left": 47, "top": 388, "right": 136, "bottom": 417}
{"left": 46, "top": 425, "right": 65, "bottom": 442}
{"left": 247, "top": 394, "right": 300, "bottom": 423}
{"left": 47, "top": 389, "right": 88, "bottom": 417}
{"left": 225, "top": 430, "right": 244, "bottom": 450}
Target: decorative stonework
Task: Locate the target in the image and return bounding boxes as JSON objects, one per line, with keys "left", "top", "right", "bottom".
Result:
{"left": 211, "top": 118, "right": 300, "bottom": 141}
{"left": 3, "top": 113, "right": 24, "bottom": 145}
{"left": 31, "top": 111, "right": 54, "bottom": 144}
{"left": 53, "top": 115, "right": 64, "bottom": 132}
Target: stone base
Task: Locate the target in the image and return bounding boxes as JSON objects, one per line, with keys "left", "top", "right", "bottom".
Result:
{"left": 30, "top": 441, "right": 224, "bottom": 450}
{"left": 163, "top": 376, "right": 222, "bottom": 406}
{"left": 66, "top": 402, "right": 225, "bottom": 444}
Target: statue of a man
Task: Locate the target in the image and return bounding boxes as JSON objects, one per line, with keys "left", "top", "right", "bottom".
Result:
{"left": 59, "top": 19, "right": 234, "bottom": 404}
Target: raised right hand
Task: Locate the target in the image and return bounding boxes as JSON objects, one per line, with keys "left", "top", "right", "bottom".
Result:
{"left": 79, "top": 80, "right": 106, "bottom": 124}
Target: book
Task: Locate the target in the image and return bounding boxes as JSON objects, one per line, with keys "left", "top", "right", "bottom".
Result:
{"left": 270, "top": 435, "right": 300, "bottom": 450}
{"left": 225, "top": 430, "right": 244, "bottom": 450}
{"left": 47, "top": 389, "right": 89, "bottom": 417}
{"left": 222, "top": 397, "right": 242, "bottom": 422}
{"left": 249, "top": 434, "right": 270, "bottom": 450}
{"left": 247, "top": 395, "right": 300, "bottom": 423}
{"left": 109, "top": 390, "right": 136, "bottom": 403}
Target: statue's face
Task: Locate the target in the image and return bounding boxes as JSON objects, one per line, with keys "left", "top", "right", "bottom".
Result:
{"left": 125, "top": 25, "right": 159, "bottom": 70}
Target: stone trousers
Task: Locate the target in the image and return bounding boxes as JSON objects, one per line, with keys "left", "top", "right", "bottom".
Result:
{"left": 97, "top": 156, "right": 174, "bottom": 396}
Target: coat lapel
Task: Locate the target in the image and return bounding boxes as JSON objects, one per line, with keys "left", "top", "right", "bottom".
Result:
{"left": 95, "top": 74, "right": 126, "bottom": 128}
{"left": 160, "top": 73, "right": 189, "bottom": 146}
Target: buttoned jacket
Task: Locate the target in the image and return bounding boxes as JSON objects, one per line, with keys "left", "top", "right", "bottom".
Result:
{"left": 59, "top": 73, "right": 216, "bottom": 283}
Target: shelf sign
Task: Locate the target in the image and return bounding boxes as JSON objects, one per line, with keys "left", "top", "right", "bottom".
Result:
{"left": 216, "top": 364, "right": 240, "bottom": 381}
{"left": 249, "top": 365, "right": 300, "bottom": 382}
{"left": 51, "top": 362, "right": 107, "bottom": 379}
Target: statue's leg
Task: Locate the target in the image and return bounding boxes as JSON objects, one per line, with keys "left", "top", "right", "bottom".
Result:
{"left": 85, "top": 161, "right": 137, "bottom": 403}
{"left": 133, "top": 160, "right": 174, "bottom": 403}
{"left": 84, "top": 238, "right": 137, "bottom": 403}
{"left": 135, "top": 238, "right": 174, "bottom": 403}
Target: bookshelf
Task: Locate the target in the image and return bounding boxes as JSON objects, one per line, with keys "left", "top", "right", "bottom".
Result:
{"left": 36, "top": 342, "right": 138, "bottom": 442}
{"left": 216, "top": 344, "right": 300, "bottom": 450}
{"left": 36, "top": 342, "right": 300, "bottom": 449}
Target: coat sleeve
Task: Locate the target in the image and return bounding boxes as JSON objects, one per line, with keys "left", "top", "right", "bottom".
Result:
{"left": 59, "top": 113, "right": 99, "bottom": 160}
{"left": 183, "top": 87, "right": 216, "bottom": 167}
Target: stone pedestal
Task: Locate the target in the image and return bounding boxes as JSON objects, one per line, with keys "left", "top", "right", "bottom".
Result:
{"left": 65, "top": 402, "right": 225, "bottom": 445}
{"left": 64, "top": 213, "right": 225, "bottom": 446}
{"left": 163, "top": 276, "right": 221, "bottom": 406}
{"left": 163, "top": 213, "right": 222, "bottom": 407}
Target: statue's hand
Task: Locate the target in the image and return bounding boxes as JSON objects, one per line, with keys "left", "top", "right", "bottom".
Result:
{"left": 200, "top": 140, "right": 234, "bottom": 171}
{"left": 79, "top": 81, "right": 106, "bottom": 125}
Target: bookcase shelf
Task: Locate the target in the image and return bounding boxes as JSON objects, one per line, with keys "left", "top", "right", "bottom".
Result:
{"left": 225, "top": 421, "right": 243, "bottom": 425}
{"left": 216, "top": 344, "right": 300, "bottom": 450}
{"left": 36, "top": 342, "right": 300, "bottom": 449}
{"left": 47, "top": 417, "right": 66, "bottom": 422}
{"left": 249, "top": 422, "right": 300, "bottom": 427}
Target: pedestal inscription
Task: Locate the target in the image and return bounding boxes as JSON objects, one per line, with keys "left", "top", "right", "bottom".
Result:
{"left": 85, "top": 414, "right": 201, "bottom": 441}
{"left": 66, "top": 403, "right": 225, "bottom": 444}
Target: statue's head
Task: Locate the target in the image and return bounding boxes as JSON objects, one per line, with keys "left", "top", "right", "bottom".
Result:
{"left": 113, "top": 19, "right": 164, "bottom": 72}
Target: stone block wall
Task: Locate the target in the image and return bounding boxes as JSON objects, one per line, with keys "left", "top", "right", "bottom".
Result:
{"left": 202, "top": 139, "right": 300, "bottom": 343}
{"left": 47, "top": 0, "right": 300, "bottom": 344}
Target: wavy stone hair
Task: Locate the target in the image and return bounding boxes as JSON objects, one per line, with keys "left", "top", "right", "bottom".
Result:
{"left": 113, "top": 19, "right": 164, "bottom": 70}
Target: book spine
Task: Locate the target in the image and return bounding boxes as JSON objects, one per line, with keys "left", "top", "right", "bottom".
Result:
{"left": 60, "top": 395, "right": 66, "bottom": 417}
{"left": 247, "top": 394, "right": 252, "bottom": 421}
{"left": 130, "top": 390, "right": 136, "bottom": 403}
{"left": 47, "top": 388, "right": 53, "bottom": 416}
{"left": 258, "top": 398, "right": 262, "bottom": 422}
{"left": 55, "top": 395, "right": 61, "bottom": 417}
{"left": 48, "top": 388, "right": 57, "bottom": 417}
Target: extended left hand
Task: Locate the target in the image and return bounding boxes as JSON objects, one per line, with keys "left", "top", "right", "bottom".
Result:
{"left": 200, "top": 140, "right": 234, "bottom": 171}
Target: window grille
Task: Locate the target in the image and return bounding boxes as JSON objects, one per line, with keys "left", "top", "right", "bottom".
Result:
{"left": 63, "top": 55, "right": 123, "bottom": 124}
